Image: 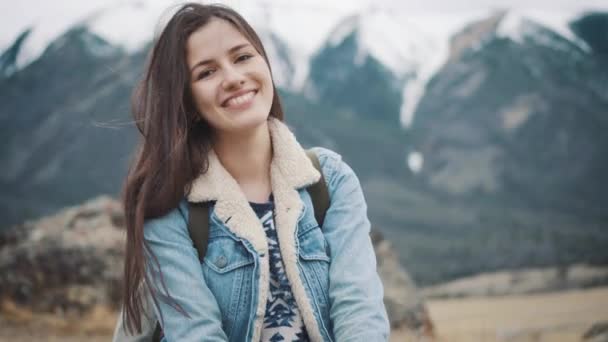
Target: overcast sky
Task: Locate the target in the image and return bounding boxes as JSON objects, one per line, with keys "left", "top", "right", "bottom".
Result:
{"left": 1, "top": 0, "right": 606, "bottom": 57}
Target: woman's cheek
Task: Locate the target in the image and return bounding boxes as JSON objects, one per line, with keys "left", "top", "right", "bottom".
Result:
{"left": 192, "top": 84, "right": 215, "bottom": 112}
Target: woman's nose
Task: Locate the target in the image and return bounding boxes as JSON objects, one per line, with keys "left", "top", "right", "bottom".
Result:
{"left": 221, "top": 66, "right": 246, "bottom": 90}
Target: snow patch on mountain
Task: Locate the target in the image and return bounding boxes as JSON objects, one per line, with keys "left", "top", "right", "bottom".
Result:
{"left": 322, "top": 9, "right": 451, "bottom": 126}
{"left": 326, "top": 10, "right": 438, "bottom": 75}
{"left": 496, "top": 10, "right": 590, "bottom": 51}
{"left": 0, "top": 0, "right": 178, "bottom": 70}
{"left": 399, "top": 10, "right": 590, "bottom": 127}
{"left": 254, "top": 4, "right": 351, "bottom": 90}
{"left": 399, "top": 11, "right": 492, "bottom": 127}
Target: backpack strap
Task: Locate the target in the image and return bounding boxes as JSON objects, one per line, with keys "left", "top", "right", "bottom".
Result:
{"left": 187, "top": 201, "right": 211, "bottom": 263}
{"left": 305, "top": 149, "right": 330, "bottom": 227}
{"left": 152, "top": 324, "right": 162, "bottom": 342}
{"left": 151, "top": 201, "right": 211, "bottom": 342}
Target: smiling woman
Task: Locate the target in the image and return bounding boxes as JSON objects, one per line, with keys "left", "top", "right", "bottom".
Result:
{"left": 113, "top": 3, "right": 389, "bottom": 342}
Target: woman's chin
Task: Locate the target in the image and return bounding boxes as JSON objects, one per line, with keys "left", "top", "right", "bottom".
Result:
{"left": 221, "top": 112, "right": 270, "bottom": 135}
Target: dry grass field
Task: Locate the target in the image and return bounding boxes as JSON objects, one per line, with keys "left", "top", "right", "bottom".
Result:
{"left": 421, "top": 286, "right": 608, "bottom": 342}
{"left": 2, "top": 287, "right": 607, "bottom": 341}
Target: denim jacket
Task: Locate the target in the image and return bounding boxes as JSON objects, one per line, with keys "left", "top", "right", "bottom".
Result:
{"left": 137, "top": 119, "right": 389, "bottom": 342}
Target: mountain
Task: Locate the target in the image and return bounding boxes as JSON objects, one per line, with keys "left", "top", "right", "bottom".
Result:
{"left": 0, "top": 26, "right": 138, "bottom": 226}
{"left": 1, "top": 9, "right": 607, "bottom": 286}
{"left": 375, "top": 11, "right": 608, "bottom": 283}
{"left": 0, "top": 28, "right": 32, "bottom": 79}
{"left": 570, "top": 11, "right": 608, "bottom": 57}
{"left": 305, "top": 11, "right": 438, "bottom": 124}
{"left": 410, "top": 11, "right": 608, "bottom": 213}
{"left": 257, "top": 29, "right": 298, "bottom": 89}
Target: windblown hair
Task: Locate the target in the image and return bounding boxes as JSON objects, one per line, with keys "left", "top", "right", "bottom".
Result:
{"left": 121, "top": 2, "right": 284, "bottom": 334}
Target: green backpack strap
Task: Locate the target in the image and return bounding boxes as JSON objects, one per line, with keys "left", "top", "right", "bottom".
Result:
{"left": 305, "top": 149, "right": 330, "bottom": 227}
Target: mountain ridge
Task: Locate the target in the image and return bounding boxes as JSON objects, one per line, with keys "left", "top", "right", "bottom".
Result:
{"left": 1, "top": 10, "right": 607, "bottom": 286}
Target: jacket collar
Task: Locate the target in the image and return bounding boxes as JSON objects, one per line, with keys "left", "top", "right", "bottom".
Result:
{"left": 187, "top": 117, "right": 320, "bottom": 203}
{"left": 185, "top": 117, "right": 320, "bottom": 253}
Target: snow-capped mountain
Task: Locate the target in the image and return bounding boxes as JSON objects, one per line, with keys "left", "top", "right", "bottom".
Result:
{"left": 1, "top": 1, "right": 601, "bottom": 118}
{"left": 0, "top": 1, "right": 299, "bottom": 89}
{"left": 305, "top": 9, "right": 491, "bottom": 125}
{"left": 409, "top": 10, "right": 608, "bottom": 210}
{"left": 1, "top": 4, "right": 607, "bottom": 284}
{"left": 306, "top": 8, "right": 599, "bottom": 126}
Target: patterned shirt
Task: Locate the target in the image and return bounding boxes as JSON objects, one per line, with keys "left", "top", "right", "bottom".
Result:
{"left": 250, "top": 196, "right": 310, "bottom": 342}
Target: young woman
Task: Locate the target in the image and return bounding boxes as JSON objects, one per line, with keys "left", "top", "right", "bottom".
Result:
{"left": 118, "top": 3, "right": 389, "bottom": 341}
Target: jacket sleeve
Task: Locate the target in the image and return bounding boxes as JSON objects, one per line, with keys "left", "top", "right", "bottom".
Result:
{"left": 143, "top": 201, "right": 228, "bottom": 342}
{"left": 319, "top": 149, "right": 390, "bottom": 341}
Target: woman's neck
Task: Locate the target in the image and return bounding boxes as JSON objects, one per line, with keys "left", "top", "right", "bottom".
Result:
{"left": 212, "top": 121, "right": 273, "bottom": 202}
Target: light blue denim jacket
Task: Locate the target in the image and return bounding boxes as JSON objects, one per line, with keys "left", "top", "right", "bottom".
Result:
{"left": 142, "top": 119, "right": 389, "bottom": 342}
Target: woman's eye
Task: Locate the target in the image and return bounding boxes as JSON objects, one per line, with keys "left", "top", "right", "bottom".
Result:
{"left": 235, "top": 54, "right": 252, "bottom": 63}
{"left": 197, "top": 69, "right": 214, "bottom": 80}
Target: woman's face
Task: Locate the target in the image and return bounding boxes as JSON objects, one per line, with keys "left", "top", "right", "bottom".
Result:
{"left": 186, "top": 18, "right": 274, "bottom": 136}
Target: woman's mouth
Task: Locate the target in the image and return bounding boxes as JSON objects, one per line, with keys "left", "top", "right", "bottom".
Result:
{"left": 222, "top": 90, "right": 257, "bottom": 109}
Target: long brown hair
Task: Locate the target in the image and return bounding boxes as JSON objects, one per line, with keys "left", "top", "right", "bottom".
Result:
{"left": 121, "top": 3, "right": 284, "bottom": 334}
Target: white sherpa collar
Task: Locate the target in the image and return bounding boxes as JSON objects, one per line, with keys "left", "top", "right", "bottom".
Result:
{"left": 186, "top": 117, "right": 320, "bottom": 204}
{"left": 186, "top": 117, "right": 321, "bottom": 252}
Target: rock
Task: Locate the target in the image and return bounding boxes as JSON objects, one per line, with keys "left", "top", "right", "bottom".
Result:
{"left": 583, "top": 321, "right": 608, "bottom": 341}
{"left": 0, "top": 196, "right": 124, "bottom": 316}
{"left": 371, "top": 230, "right": 435, "bottom": 338}
{"left": 421, "top": 264, "right": 608, "bottom": 299}
{"left": 0, "top": 196, "right": 434, "bottom": 337}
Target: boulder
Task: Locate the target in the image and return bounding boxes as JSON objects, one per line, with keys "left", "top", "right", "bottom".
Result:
{"left": 0, "top": 196, "right": 124, "bottom": 316}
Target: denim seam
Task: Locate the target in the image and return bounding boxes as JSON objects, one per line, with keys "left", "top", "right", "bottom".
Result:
{"left": 318, "top": 150, "right": 339, "bottom": 189}
{"left": 300, "top": 253, "right": 330, "bottom": 262}
{"left": 298, "top": 222, "right": 321, "bottom": 237}
{"left": 226, "top": 266, "right": 244, "bottom": 339}
{"left": 203, "top": 258, "right": 255, "bottom": 273}
{"left": 312, "top": 261, "right": 331, "bottom": 310}
{"left": 298, "top": 261, "right": 333, "bottom": 342}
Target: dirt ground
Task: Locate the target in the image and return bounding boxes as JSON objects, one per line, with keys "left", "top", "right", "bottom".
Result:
{"left": 2, "top": 287, "right": 607, "bottom": 341}
{"left": 424, "top": 286, "right": 608, "bottom": 342}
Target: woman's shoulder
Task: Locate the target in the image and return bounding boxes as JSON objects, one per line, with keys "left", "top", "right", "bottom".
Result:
{"left": 143, "top": 199, "right": 190, "bottom": 242}
{"left": 306, "top": 146, "right": 354, "bottom": 184}
{"left": 307, "top": 147, "right": 342, "bottom": 172}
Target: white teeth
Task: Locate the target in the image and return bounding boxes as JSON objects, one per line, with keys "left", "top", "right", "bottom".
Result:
{"left": 226, "top": 91, "right": 255, "bottom": 107}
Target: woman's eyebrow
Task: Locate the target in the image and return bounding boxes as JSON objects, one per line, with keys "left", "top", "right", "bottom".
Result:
{"left": 190, "top": 43, "right": 252, "bottom": 73}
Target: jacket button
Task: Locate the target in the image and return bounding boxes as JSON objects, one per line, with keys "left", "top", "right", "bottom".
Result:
{"left": 215, "top": 255, "right": 227, "bottom": 268}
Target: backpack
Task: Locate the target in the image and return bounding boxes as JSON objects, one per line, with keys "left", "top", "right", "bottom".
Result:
{"left": 149, "top": 150, "right": 329, "bottom": 342}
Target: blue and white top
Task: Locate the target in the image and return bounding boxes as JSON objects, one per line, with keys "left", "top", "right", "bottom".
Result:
{"left": 250, "top": 197, "right": 310, "bottom": 342}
